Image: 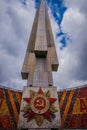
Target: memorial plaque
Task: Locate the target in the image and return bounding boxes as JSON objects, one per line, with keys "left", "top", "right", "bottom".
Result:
{"left": 18, "top": 87, "right": 61, "bottom": 129}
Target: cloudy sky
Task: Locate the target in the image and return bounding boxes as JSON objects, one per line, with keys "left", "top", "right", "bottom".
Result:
{"left": 0, "top": 0, "right": 87, "bottom": 91}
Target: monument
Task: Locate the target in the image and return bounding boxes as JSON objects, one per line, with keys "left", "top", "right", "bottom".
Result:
{"left": 18, "top": 0, "right": 61, "bottom": 129}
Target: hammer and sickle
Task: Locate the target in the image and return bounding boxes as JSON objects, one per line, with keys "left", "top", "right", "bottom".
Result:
{"left": 35, "top": 99, "right": 44, "bottom": 107}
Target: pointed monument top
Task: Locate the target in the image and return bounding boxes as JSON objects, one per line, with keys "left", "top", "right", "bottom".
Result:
{"left": 21, "top": 0, "right": 59, "bottom": 82}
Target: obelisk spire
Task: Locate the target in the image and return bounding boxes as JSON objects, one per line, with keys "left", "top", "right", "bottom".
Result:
{"left": 18, "top": 0, "right": 61, "bottom": 129}
{"left": 21, "top": 0, "right": 59, "bottom": 87}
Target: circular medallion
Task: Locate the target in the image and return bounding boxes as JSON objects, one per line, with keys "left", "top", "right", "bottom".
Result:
{"left": 30, "top": 94, "right": 50, "bottom": 114}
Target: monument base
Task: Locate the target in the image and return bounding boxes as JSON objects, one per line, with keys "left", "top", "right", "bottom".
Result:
{"left": 18, "top": 87, "right": 61, "bottom": 129}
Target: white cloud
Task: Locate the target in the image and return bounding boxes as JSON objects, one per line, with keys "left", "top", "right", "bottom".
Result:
{"left": 0, "top": 0, "right": 35, "bottom": 90}
{"left": 53, "top": 0, "right": 87, "bottom": 90}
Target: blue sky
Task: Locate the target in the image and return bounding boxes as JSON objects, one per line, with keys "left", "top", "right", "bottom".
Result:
{"left": 0, "top": 0, "right": 87, "bottom": 90}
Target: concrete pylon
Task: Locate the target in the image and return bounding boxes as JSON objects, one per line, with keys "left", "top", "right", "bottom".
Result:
{"left": 18, "top": 0, "right": 61, "bottom": 129}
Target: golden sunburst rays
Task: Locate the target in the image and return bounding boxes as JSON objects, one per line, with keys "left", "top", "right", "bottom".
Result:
{"left": 34, "top": 115, "right": 44, "bottom": 126}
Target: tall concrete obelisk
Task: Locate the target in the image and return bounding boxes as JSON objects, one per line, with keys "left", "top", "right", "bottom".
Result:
{"left": 18, "top": 0, "right": 61, "bottom": 129}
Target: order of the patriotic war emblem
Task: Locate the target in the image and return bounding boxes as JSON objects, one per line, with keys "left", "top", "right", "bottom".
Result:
{"left": 21, "top": 88, "right": 58, "bottom": 126}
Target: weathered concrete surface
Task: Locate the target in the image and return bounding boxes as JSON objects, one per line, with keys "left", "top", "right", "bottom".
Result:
{"left": 18, "top": 87, "right": 61, "bottom": 129}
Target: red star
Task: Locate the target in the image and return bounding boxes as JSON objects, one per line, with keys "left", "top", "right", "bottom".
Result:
{"left": 23, "top": 88, "right": 57, "bottom": 123}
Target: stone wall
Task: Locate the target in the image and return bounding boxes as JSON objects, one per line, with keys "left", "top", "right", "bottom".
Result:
{"left": 0, "top": 85, "right": 87, "bottom": 129}
{"left": 58, "top": 85, "right": 87, "bottom": 129}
